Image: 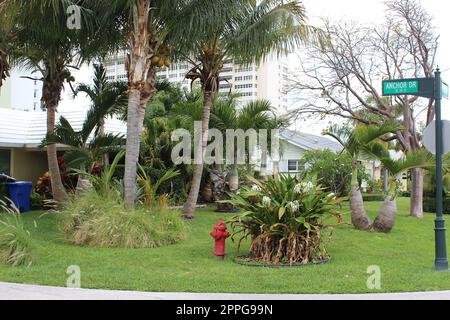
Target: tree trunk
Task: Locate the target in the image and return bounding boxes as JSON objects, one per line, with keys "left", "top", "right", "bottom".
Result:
{"left": 123, "top": 0, "right": 151, "bottom": 209}
{"left": 371, "top": 196, "right": 397, "bottom": 233}
{"left": 229, "top": 164, "right": 238, "bottom": 191}
{"left": 410, "top": 168, "right": 424, "bottom": 218}
{"left": 182, "top": 91, "right": 214, "bottom": 219}
{"left": 349, "top": 186, "right": 371, "bottom": 230}
{"left": 124, "top": 89, "right": 142, "bottom": 208}
{"left": 273, "top": 160, "right": 280, "bottom": 181}
{"left": 260, "top": 150, "right": 268, "bottom": 182}
{"left": 46, "top": 104, "right": 67, "bottom": 202}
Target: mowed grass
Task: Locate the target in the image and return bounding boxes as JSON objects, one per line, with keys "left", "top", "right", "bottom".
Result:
{"left": 1, "top": 198, "right": 450, "bottom": 294}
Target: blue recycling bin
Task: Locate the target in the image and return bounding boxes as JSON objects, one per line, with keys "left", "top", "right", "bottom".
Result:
{"left": 6, "top": 181, "right": 33, "bottom": 213}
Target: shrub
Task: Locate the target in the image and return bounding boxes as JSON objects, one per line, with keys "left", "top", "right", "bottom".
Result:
{"left": 225, "top": 174, "right": 344, "bottom": 265}
{"left": 30, "top": 192, "right": 45, "bottom": 210}
{"left": 0, "top": 201, "right": 34, "bottom": 267}
{"left": 303, "top": 149, "right": 366, "bottom": 197}
{"left": 423, "top": 197, "right": 450, "bottom": 214}
{"left": 362, "top": 193, "right": 385, "bottom": 202}
{"left": 61, "top": 191, "right": 187, "bottom": 248}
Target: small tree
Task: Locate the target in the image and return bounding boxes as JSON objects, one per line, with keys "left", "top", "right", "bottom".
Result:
{"left": 370, "top": 149, "right": 433, "bottom": 232}
{"left": 324, "top": 122, "right": 399, "bottom": 230}
{"left": 303, "top": 149, "right": 353, "bottom": 197}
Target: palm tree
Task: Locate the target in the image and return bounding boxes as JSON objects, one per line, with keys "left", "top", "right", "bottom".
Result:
{"left": 74, "top": 64, "right": 128, "bottom": 164}
{"left": 370, "top": 149, "right": 433, "bottom": 233}
{"left": 210, "top": 98, "right": 280, "bottom": 191}
{"left": 324, "top": 123, "right": 399, "bottom": 230}
{"left": 1, "top": 0, "right": 107, "bottom": 202}
{"left": 91, "top": 0, "right": 227, "bottom": 209}
{"left": 42, "top": 115, "right": 125, "bottom": 189}
{"left": 0, "top": 17, "right": 12, "bottom": 90}
{"left": 180, "top": 0, "right": 328, "bottom": 219}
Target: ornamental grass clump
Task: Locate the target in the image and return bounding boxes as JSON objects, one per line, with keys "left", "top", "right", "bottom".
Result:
{"left": 226, "top": 175, "right": 344, "bottom": 265}
{"left": 0, "top": 201, "right": 34, "bottom": 267}
{"left": 61, "top": 191, "right": 187, "bottom": 249}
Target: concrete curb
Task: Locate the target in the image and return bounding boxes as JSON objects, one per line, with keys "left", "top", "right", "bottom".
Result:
{"left": 1, "top": 282, "right": 450, "bottom": 300}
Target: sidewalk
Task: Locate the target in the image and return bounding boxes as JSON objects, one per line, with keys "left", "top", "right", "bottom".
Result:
{"left": 1, "top": 282, "right": 450, "bottom": 300}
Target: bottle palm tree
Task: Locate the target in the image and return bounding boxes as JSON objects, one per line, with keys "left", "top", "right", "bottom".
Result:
{"left": 324, "top": 122, "right": 399, "bottom": 230}
{"left": 180, "top": 0, "right": 328, "bottom": 219}
{"left": 91, "top": 0, "right": 223, "bottom": 209}
{"left": 370, "top": 149, "right": 433, "bottom": 233}
{"left": 2, "top": 0, "right": 108, "bottom": 202}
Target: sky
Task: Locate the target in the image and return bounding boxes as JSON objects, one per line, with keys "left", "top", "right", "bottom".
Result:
{"left": 61, "top": 0, "right": 450, "bottom": 134}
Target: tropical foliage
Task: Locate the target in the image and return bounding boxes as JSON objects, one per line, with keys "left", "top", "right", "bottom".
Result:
{"left": 61, "top": 190, "right": 187, "bottom": 249}
{"left": 368, "top": 148, "right": 434, "bottom": 232}
{"left": 324, "top": 122, "right": 399, "bottom": 230}
{"left": 225, "top": 174, "right": 343, "bottom": 265}
{"left": 180, "top": 0, "right": 328, "bottom": 219}
{"left": 0, "top": 200, "right": 34, "bottom": 267}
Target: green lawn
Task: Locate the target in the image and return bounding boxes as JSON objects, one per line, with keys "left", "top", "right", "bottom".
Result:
{"left": 1, "top": 198, "right": 450, "bottom": 294}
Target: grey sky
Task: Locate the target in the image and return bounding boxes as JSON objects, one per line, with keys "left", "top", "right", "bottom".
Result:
{"left": 62, "top": 0, "right": 450, "bottom": 134}
{"left": 291, "top": 0, "right": 450, "bottom": 133}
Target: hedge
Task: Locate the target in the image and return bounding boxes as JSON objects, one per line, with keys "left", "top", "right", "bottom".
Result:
{"left": 362, "top": 194, "right": 385, "bottom": 202}
{"left": 423, "top": 197, "right": 450, "bottom": 214}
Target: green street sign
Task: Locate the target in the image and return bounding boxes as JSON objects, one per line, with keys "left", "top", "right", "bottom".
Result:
{"left": 382, "top": 77, "right": 435, "bottom": 98}
{"left": 442, "top": 81, "right": 449, "bottom": 99}
{"left": 383, "top": 79, "right": 419, "bottom": 95}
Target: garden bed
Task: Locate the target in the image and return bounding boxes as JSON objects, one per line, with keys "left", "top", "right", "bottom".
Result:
{"left": 234, "top": 255, "right": 331, "bottom": 268}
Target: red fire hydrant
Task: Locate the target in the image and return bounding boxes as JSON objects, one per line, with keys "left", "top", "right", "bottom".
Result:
{"left": 210, "top": 219, "right": 230, "bottom": 260}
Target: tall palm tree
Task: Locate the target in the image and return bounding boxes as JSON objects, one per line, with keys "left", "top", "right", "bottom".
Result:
{"left": 0, "top": 17, "right": 12, "bottom": 90}
{"left": 91, "top": 0, "right": 225, "bottom": 209}
{"left": 1, "top": 0, "right": 107, "bottom": 202}
{"left": 324, "top": 122, "right": 399, "bottom": 230}
{"left": 74, "top": 63, "right": 128, "bottom": 164}
{"left": 180, "top": 0, "right": 328, "bottom": 219}
{"left": 210, "top": 98, "right": 280, "bottom": 190}
{"left": 369, "top": 149, "right": 433, "bottom": 233}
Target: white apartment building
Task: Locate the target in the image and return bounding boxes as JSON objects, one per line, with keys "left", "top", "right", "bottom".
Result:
{"left": 103, "top": 53, "right": 290, "bottom": 113}
{"left": 0, "top": 68, "right": 42, "bottom": 111}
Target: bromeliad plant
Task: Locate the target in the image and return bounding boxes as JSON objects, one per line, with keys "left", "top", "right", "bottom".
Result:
{"left": 225, "top": 174, "right": 344, "bottom": 265}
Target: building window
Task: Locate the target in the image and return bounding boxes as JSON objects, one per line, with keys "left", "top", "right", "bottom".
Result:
{"left": 219, "top": 83, "right": 232, "bottom": 89}
{"left": 288, "top": 159, "right": 305, "bottom": 172}
{"left": 221, "top": 67, "right": 233, "bottom": 73}
{"left": 243, "top": 75, "right": 253, "bottom": 81}
{"left": 0, "top": 150, "right": 11, "bottom": 175}
{"left": 235, "top": 84, "right": 253, "bottom": 89}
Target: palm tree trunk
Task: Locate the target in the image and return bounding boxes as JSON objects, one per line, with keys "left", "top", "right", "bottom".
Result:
{"left": 123, "top": 0, "right": 151, "bottom": 209}
{"left": 410, "top": 168, "right": 424, "bottom": 218}
{"left": 229, "top": 163, "right": 238, "bottom": 191}
{"left": 46, "top": 103, "right": 67, "bottom": 202}
{"left": 371, "top": 196, "right": 397, "bottom": 233}
{"left": 349, "top": 186, "right": 371, "bottom": 230}
{"left": 124, "top": 89, "right": 142, "bottom": 208}
{"left": 182, "top": 91, "right": 213, "bottom": 219}
{"left": 260, "top": 150, "right": 268, "bottom": 182}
